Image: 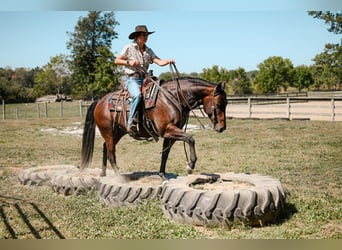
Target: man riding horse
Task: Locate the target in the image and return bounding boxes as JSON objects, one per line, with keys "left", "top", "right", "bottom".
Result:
{"left": 114, "top": 25, "right": 175, "bottom": 134}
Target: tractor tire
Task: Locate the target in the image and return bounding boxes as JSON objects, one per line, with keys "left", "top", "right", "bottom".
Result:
{"left": 18, "top": 165, "right": 78, "bottom": 186}
{"left": 51, "top": 168, "right": 102, "bottom": 196}
{"left": 160, "top": 173, "right": 286, "bottom": 227}
{"left": 97, "top": 172, "right": 163, "bottom": 207}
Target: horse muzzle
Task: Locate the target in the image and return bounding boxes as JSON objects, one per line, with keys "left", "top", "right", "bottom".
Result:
{"left": 214, "top": 124, "right": 226, "bottom": 133}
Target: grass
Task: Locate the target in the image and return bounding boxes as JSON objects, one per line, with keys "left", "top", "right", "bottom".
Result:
{"left": 0, "top": 117, "right": 341, "bottom": 239}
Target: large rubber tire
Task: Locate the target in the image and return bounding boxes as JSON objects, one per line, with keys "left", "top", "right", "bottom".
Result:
{"left": 18, "top": 165, "right": 78, "bottom": 186}
{"left": 160, "top": 173, "right": 286, "bottom": 227}
{"left": 51, "top": 168, "right": 102, "bottom": 196}
{"left": 97, "top": 172, "right": 163, "bottom": 207}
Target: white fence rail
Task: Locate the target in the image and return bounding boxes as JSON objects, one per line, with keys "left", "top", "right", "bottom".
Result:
{"left": 225, "top": 97, "right": 342, "bottom": 121}
{"left": 192, "top": 97, "right": 342, "bottom": 121}
{"left": 1, "top": 100, "right": 92, "bottom": 120}
{"left": 2, "top": 97, "right": 342, "bottom": 121}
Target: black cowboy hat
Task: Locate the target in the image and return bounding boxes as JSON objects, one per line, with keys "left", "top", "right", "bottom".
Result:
{"left": 128, "top": 25, "right": 155, "bottom": 39}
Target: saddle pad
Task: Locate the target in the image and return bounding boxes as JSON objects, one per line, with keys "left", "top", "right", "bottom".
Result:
{"left": 144, "top": 82, "right": 159, "bottom": 109}
{"left": 107, "top": 80, "right": 160, "bottom": 112}
{"left": 107, "top": 91, "right": 130, "bottom": 112}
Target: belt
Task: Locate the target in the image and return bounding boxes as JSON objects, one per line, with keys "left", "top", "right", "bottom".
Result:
{"left": 127, "top": 72, "right": 145, "bottom": 78}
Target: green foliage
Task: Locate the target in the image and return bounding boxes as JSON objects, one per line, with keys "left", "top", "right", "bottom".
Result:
{"left": 159, "top": 71, "right": 201, "bottom": 81}
{"left": 0, "top": 67, "right": 36, "bottom": 103}
{"left": 254, "top": 56, "right": 294, "bottom": 93}
{"left": 91, "top": 46, "right": 121, "bottom": 97}
{"left": 292, "top": 65, "right": 314, "bottom": 92}
{"left": 227, "top": 67, "right": 252, "bottom": 95}
{"left": 311, "top": 43, "right": 342, "bottom": 90}
{"left": 67, "top": 11, "right": 119, "bottom": 99}
{"left": 34, "top": 54, "right": 71, "bottom": 97}
{"left": 201, "top": 65, "right": 229, "bottom": 83}
{"left": 308, "top": 11, "right": 342, "bottom": 34}
{"left": 200, "top": 65, "right": 252, "bottom": 95}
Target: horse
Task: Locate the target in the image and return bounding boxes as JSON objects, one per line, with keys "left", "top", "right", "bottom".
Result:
{"left": 80, "top": 77, "right": 227, "bottom": 179}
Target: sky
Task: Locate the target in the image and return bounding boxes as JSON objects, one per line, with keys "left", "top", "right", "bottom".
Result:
{"left": 0, "top": 10, "right": 341, "bottom": 76}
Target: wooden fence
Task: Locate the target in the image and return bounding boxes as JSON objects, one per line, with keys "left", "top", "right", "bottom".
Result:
{"left": 1, "top": 100, "right": 92, "bottom": 120}
{"left": 224, "top": 97, "right": 342, "bottom": 121}
{"left": 2, "top": 97, "right": 342, "bottom": 121}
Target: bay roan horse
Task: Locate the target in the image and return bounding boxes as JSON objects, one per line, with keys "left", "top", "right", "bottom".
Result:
{"left": 80, "top": 77, "right": 227, "bottom": 179}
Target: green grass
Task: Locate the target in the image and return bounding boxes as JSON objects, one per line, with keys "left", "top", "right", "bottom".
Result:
{"left": 0, "top": 118, "right": 341, "bottom": 238}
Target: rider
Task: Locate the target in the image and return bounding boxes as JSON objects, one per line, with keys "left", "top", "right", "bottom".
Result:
{"left": 114, "top": 25, "right": 175, "bottom": 134}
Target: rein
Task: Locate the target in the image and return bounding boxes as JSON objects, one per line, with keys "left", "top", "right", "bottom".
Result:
{"left": 168, "top": 63, "right": 206, "bottom": 163}
{"left": 169, "top": 63, "right": 205, "bottom": 129}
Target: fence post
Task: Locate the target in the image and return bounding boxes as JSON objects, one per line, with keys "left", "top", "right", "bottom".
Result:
{"left": 286, "top": 98, "right": 290, "bottom": 120}
{"left": 80, "top": 101, "right": 83, "bottom": 117}
{"left": 37, "top": 103, "right": 40, "bottom": 118}
{"left": 331, "top": 98, "right": 335, "bottom": 121}
{"left": 44, "top": 102, "right": 48, "bottom": 118}
{"left": 248, "top": 97, "right": 252, "bottom": 118}
{"left": 2, "top": 100, "right": 5, "bottom": 120}
{"left": 60, "top": 101, "right": 63, "bottom": 118}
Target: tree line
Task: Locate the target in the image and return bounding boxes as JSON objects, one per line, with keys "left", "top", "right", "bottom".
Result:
{"left": 0, "top": 11, "right": 341, "bottom": 103}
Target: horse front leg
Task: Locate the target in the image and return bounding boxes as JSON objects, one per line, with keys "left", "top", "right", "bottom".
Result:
{"left": 163, "top": 125, "right": 197, "bottom": 175}
{"left": 159, "top": 138, "right": 175, "bottom": 179}
{"left": 185, "top": 136, "right": 197, "bottom": 174}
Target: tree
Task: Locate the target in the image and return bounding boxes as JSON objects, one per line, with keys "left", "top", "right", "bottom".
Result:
{"left": 292, "top": 65, "right": 314, "bottom": 92}
{"left": 227, "top": 67, "right": 252, "bottom": 95}
{"left": 91, "top": 46, "right": 120, "bottom": 97}
{"left": 312, "top": 43, "right": 342, "bottom": 90}
{"left": 0, "top": 67, "right": 13, "bottom": 101}
{"left": 308, "top": 11, "right": 342, "bottom": 34}
{"left": 201, "top": 65, "right": 229, "bottom": 84}
{"left": 67, "top": 11, "right": 119, "bottom": 99}
{"left": 308, "top": 11, "right": 342, "bottom": 91}
{"left": 254, "top": 56, "right": 294, "bottom": 93}
{"left": 34, "top": 55, "right": 71, "bottom": 97}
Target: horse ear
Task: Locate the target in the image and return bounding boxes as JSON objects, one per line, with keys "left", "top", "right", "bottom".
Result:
{"left": 219, "top": 81, "right": 226, "bottom": 90}
{"left": 214, "top": 81, "right": 225, "bottom": 95}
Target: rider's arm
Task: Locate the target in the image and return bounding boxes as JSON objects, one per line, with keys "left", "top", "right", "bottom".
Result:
{"left": 115, "top": 55, "right": 140, "bottom": 67}
{"left": 153, "top": 58, "right": 175, "bottom": 66}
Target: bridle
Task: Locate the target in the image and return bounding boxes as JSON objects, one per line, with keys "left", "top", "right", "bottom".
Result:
{"left": 211, "top": 90, "right": 219, "bottom": 127}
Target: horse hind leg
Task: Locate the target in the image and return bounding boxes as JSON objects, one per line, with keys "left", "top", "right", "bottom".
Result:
{"left": 101, "top": 142, "right": 107, "bottom": 177}
{"left": 105, "top": 130, "right": 128, "bottom": 182}
{"left": 106, "top": 142, "right": 120, "bottom": 175}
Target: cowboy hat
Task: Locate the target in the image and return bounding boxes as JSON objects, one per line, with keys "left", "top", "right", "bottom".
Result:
{"left": 128, "top": 25, "right": 155, "bottom": 39}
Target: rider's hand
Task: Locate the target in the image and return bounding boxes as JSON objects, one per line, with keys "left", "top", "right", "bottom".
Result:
{"left": 131, "top": 60, "right": 140, "bottom": 67}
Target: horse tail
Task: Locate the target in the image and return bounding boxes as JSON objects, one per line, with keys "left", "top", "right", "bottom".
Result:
{"left": 80, "top": 101, "right": 98, "bottom": 169}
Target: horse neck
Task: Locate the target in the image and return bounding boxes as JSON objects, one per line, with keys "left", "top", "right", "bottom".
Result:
{"left": 178, "top": 80, "right": 214, "bottom": 110}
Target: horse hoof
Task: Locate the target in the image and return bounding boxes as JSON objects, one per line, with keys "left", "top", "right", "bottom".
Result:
{"left": 186, "top": 165, "right": 193, "bottom": 174}
{"left": 159, "top": 173, "right": 167, "bottom": 181}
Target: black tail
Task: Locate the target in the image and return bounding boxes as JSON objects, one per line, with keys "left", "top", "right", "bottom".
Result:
{"left": 80, "top": 101, "right": 98, "bottom": 169}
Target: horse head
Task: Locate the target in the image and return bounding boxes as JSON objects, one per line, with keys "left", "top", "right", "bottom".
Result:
{"left": 203, "top": 81, "right": 227, "bottom": 133}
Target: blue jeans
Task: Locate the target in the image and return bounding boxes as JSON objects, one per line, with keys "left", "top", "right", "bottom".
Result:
{"left": 125, "top": 76, "right": 143, "bottom": 126}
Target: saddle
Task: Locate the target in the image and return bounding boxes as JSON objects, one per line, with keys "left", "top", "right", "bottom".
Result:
{"left": 107, "top": 76, "right": 160, "bottom": 141}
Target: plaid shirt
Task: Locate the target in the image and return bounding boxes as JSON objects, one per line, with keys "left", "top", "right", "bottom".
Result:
{"left": 119, "top": 42, "right": 158, "bottom": 74}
